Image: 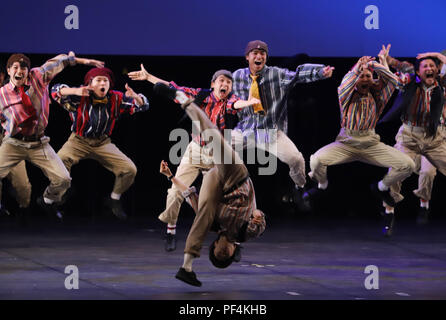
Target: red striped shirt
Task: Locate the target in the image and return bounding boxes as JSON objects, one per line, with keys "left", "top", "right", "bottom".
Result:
{"left": 0, "top": 54, "right": 74, "bottom": 137}
{"left": 338, "top": 61, "right": 400, "bottom": 131}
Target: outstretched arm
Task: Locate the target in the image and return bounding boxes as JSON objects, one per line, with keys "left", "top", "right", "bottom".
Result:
{"left": 38, "top": 51, "right": 104, "bottom": 85}
{"left": 233, "top": 97, "right": 261, "bottom": 109}
{"left": 128, "top": 64, "right": 170, "bottom": 86}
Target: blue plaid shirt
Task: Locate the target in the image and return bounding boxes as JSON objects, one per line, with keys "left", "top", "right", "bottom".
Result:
{"left": 232, "top": 64, "right": 326, "bottom": 143}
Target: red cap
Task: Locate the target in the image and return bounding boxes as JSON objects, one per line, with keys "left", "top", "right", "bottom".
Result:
{"left": 84, "top": 67, "right": 114, "bottom": 88}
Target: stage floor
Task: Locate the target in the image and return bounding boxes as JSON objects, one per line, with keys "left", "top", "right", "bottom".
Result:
{"left": 1, "top": 214, "right": 446, "bottom": 300}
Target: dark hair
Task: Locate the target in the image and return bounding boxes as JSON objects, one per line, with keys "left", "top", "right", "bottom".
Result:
{"left": 415, "top": 56, "right": 440, "bottom": 72}
{"left": 6, "top": 53, "right": 31, "bottom": 70}
{"left": 208, "top": 235, "right": 241, "bottom": 269}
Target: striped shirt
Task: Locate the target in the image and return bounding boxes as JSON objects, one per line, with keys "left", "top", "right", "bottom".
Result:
{"left": 391, "top": 59, "right": 446, "bottom": 127}
{"left": 338, "top": 61, "right": 400, "bottom": 130}
{"left": 183, "top": 177, "right": 265, "bottom": 243}
{"left": 51, "top": 84, "right": 149, "bottom": 138}
{"left": 0, "top": 54, "right": 75, "bottom": 137}
{"left": 232, "top": 64, "right": 326, "bottom": 143}
{"left": 169, "top": 81, "right": 240, "bottom": 145}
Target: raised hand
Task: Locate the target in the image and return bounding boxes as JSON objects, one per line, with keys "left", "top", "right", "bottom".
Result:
{"left": 128, "top": 64, "right": 149, "bottom": 81}
{"left": 124, "top": 83, "right": 137, "bottom": 98}
{"left": 358, "top": 56, "right": 375, "bottom": 72}
{"left": 322, "top": 66, "right": 335, "bottom": 78}
{"left": 160, "top": 160, "right": 173, "bottom": 177}
{"left": 417, "top": 52, "right": 446, "bottom": 65}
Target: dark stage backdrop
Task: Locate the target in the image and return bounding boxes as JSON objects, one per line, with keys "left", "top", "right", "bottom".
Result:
{"left": 1, "top": 53, "right": 444, "bottom": 221}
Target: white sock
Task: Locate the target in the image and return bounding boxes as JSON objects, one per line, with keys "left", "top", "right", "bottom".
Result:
{"left": 44, "top": 197, "right": 54, "bottom": 205}
{"left": 111, "top": 192, "right": 121, "bottom": 200}
{"left": 175, "top": 91, "right": 189, "bottom": 104}
{"left": 182, "top": 253, "right": 194, "bottom": 272}
{"left": 167, "top": 224, "right": 176, "bottom": 235}
{"left": 318, "top": 181, "right": 328, "bottom": 190}
{"left": 378, "top": 180, "right": 389, "bottom": 191}
{"left": 420, "top": 199, "right": 429, "bottom": 209}
{"left": 385, "top": 208, "right": 394, "bottom": 214}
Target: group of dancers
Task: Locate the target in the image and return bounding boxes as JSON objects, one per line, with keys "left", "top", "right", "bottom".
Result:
{"left": 1, "top": 40, "right": 445, "bottom": 286}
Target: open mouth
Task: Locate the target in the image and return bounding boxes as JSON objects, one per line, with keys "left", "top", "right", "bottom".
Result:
{"left": 426, "top": 73, "right": 434, "bottom": 79}
{"left": 360, "top": 84, "right": 369, "bottom": 90}
{"left": 220, "top": 88, "right": 227, "bottom": 95}
{"left": 254, "top": 61, "right": 262, "bottom": 66}
{"left": 14, "top": 75, "right": 23, "bottom": 81}
{"left": 100, "top": 88, "right": 106, "bottom": 92}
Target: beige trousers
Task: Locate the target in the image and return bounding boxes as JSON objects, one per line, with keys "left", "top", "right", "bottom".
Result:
{"left": 390, "top": 124, "right": 446, "bottom": 204}
{"left": 411, "top": 127, "right": 446, "bottom": 201}
{"left": 158, "top": 141, "right": 214, "bottom": 225}
{"left": 0, "top": 136, "right": 70, "bottom": 203}
{"left": 309, "top": 128, "right": 415, "bottom": 187}
{"left": 183, "top": 103, "right": 249, "bottom": 257}
{"left": 231, "top": 128, "right": 306, "bottom": 187}
{"left": 57, "top": 133, "right": 137, "bottom": 195}
{"left": 0, "top": 133, "right": 32, "bottom": 208}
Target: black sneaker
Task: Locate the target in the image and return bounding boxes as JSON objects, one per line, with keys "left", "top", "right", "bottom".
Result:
{"left": 37, "top": 197, "right": 63, "bottom": 222}
{"left": 382, "top": 212, "right": 395, "bottom": 237}
{"left": 175, "top": 267, "right": 202, "bottom": 287}
{"left": 292, "top": 187, "right": 312, "bottom": 212}
{"left": 416, "top": 207, "right": 430, "bottom": 225}
{"left": 302, "top": 187, "right": 325, "bottom": 202}
{"left": 165, "top": 233, "right": 177, "bottom": 252}
{"left": 370, "top": 182, "right": 396, "bottom": 207}
{"left": 104, "top": 198, "right": 127, "bottom": 220}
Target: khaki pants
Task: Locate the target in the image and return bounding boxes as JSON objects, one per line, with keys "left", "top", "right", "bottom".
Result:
{"left": 57, "top": 133, "right": 137, "bottom": 195}
{"left": 0, "top": 136, "right": 71, "bottom": 203}
{"left": 390, "top": 124, "right": 446, "bottom": 204}
{"left": 183, "top": 103, "right": 249, "bottom": 257}
{"left": 158, "top": 141, "right": 214, "bottom": 225}
{"left": 231, "top": 128, "right": 305, "bottom": 187}
{"left": 412, "top": 126, "right": 446, "bottom": 201}
{"left": 0, "top": 133, "right": 31, "bottom": 208}
{"left": 309, "top": 128, "right": 415, "bottom": 187}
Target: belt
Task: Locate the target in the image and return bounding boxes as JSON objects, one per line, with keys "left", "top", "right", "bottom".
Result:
{"left": 344, "top": 128, "right": 375, "bottom": 136}
{"left": 403, "top": 123, "right": 426, "bottom": 133}
{"left": 12, "top": 133, "right": 43, "bottom": 142}
{"left": 223, "top": 175, "right": 250, "bottom": 195}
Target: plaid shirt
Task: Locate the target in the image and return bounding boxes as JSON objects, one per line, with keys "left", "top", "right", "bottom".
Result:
{"left": 169, "top": 81, "right": 240, "bottom": 145}
{"left": 183, "top": 177, "right": 265, "bottom": 243}
{"left": 338, "top": 61, "right": 400, "bottom": 130}
{"left": 391, "top": 59, "right": 446, "bottom": 127}
{"left": 232, "top": 64, "right": 326, "bottom": 143}
{"left": 0, "top": 54, "right": 75, "bottom": 137}
{"left": 52, "top": 84, "right": 149, "bottom": 138}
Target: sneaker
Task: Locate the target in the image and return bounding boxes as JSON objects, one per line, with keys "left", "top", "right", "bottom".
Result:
{"left": 165, "top": 233, "right": 177, "bottom": 252}
{"left": 292, "top": 187, "right": 312, "bottom": 212}
{"left": 370, "top": 182, "right": 396, "bottom": 207}
{"left": 104, "top": 198, "right": 127, "bottom": 220}
{"left": 382, "top": 212, "right": 395, "bottom": 237}
{"left": 175, "top": 267, "right": 202, "bottom": 287}
{"left": 302, "top": 187, "right": 325, "bottom": 202}
{"left": 416, "top": 207, "right": 430, "bottom": 225}
{"left": 37, "top": 197, "right": 63, "bottom": 222}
